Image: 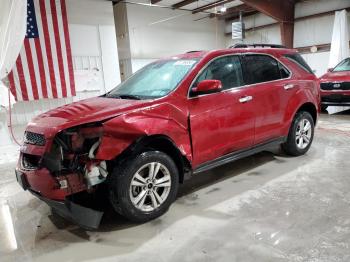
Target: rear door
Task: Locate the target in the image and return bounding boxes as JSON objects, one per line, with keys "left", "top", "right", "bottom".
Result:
{"left": 241, "top": 54, "right": 295, "bottom": 144}
{"left": 188, "top": 55, "right": 255, "bottom": 167}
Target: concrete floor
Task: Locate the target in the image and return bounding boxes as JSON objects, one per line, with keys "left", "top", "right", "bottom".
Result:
{"left": 1, "top": 111, "right": 350, "bottom": 262}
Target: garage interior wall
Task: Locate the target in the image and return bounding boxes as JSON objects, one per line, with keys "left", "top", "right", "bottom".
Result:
{"left": 116, "top": 4, "right": 226, "bottom": 74}
{"left": 9, "top": 0, "right": 120, "bottom": 126}
{"left": 225, "top": 0, "right": 350, "bottom": 77}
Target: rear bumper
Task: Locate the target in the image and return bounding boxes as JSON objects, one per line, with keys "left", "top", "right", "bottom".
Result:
{"left": 16, "top": 170, "right": 103, "bottom": 229}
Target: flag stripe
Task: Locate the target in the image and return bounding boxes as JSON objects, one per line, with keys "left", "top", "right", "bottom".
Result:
{"left": 19, "top": 48, "right": 34, "bottom": 100}
{"left": 8, "top": 72, "right": 17, "bottom": 101}
{"left": 34, "top": 0, "right": 53, "bottom": 99}
{"left": 24, "top": 40, "right": 40, "bottom": 100}
{"left": 50, "top": 0, "right": 67, "bottom": 97}
{"left": 9, "top": 0, "right": 76, "bottom": 102}
{"left": 29, "top": 39, "right": 43, "bottom": 99}
{"left": 39, "top": 0, "right": 58, "bottom": 98}
{"left": 13, "top": 66, "right": 23, "bottom": 101}
{"left": 16, "top": 56, "right": 29, "bottom": 101}
{"left": 56, "top": 0, "right": 71, "bottom": 97}
{"left": 60, "top": 0, "right": 75, "bottom": 96}
{"left": 33, "top": 39, "right": 48, "bottom": 98}
{"left": 45, "top": 0, "right": 62, "bottom": 98}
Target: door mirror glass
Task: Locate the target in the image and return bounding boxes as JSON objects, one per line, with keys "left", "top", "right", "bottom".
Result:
{"left": 193, "top": 80, "right": 222, "bottom": 95}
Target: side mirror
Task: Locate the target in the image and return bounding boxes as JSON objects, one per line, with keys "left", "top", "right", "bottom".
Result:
{"left": 192, "top": 80, "right": 222, "bottom": 96}
{"left": 327, "top": 68, "right": 333, "bottom": 72}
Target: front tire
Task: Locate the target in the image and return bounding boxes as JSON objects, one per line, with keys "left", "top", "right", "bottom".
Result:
{"left": 282, "top": 111, "right": 315, "bottom": 156}
{"left": 109, "top": 151, "right": 179, "bottom": 223}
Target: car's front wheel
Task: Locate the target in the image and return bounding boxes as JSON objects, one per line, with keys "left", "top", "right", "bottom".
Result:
{"left": 109, "top": 151, "right": 179, "bottom": 222}
{"left": 282, "top": 111, "right": 315, "bottom": 156}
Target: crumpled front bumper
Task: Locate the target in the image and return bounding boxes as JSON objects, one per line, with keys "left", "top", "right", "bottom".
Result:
{"left": 16, "top": 170, "right": 104, "bottom": 229}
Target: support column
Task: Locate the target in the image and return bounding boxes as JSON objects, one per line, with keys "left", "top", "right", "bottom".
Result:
{"left": 280, "top": 22, "right": 294, "bottom": 48}
{"left": 113, "top": 3, "right": 133, "bottom": 81}
{"left": 241, "top": 0, "right": 295, "bottom": 48}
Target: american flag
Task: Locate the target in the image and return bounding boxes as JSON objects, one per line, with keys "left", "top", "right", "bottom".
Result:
{"left": 8, "top": 0, "right": 76, "bottom": 101}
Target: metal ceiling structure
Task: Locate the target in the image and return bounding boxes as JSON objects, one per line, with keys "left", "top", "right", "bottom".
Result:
{"left": 110, "top": 0, "right": 315, "bottom": 48}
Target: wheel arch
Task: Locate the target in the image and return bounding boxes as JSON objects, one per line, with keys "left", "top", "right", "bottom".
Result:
{"left": 111, "top": 135, "right": 192, "bottom": 184}
{"left": 295, "top": 102, "right": 318, "bottom": 124}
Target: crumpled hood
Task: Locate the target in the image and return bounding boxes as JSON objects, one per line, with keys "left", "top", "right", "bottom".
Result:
{"left": 320, "top": 71, "right": 350, "bottom": 82}
{"left": 27, "top": 97, "right": 150, "bottom": 136}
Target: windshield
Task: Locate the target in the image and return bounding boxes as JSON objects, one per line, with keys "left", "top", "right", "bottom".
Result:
{"left": 333, "top": 58, "right": 350, "bottom": 72}
{"left": 106, "top": 59, "right": 199, "bottom": 99}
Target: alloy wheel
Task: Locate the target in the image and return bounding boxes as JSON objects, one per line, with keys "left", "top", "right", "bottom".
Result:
{"left": 295, "top": 118, "right": 312, "bottom": 149}
{"left": 129, "top": 162, "right": 172, "bottom": 212}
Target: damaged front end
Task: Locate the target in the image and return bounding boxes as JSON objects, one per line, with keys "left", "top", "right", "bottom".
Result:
{"left": 18, "top": 123, "right": 110, "bottom": 229}
{"left": 43, "top": 123, "right": 108, "bottom": 191}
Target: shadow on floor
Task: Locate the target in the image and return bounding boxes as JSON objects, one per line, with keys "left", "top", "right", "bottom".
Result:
{"left": 47, "top": 147, "right": 283, "bottom": 235}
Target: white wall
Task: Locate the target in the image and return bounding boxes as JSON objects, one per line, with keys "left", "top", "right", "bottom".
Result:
{"left": 124, "top": 4, "right": 226, "bottom": 70}
{"left": 225, "top": 0, "right": 350, "bottom": 76}
{"left": 10, "top": 0, "right": 120, "bottom": 125}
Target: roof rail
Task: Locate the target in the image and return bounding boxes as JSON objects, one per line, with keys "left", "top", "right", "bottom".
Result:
{"left": 186, "top": 50, "right": 203, "bottom": 53}
{"left": 230, "top": 43, "right": 286, "bottom": 49}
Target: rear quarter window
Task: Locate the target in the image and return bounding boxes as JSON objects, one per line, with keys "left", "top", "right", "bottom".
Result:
{"left": 284, "top": 53, "right": 314, "bottom": 75}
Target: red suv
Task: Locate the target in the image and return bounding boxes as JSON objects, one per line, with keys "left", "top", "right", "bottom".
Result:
{"left": 319, "top": 57, "right": 350, "bottom": 110}
{"left": 16, "top": 45, "right": 320, "bottom": 228}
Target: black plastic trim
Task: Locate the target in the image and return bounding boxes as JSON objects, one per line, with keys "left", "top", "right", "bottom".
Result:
{"left": 29, "top": 190, "right": 104, "bottom": 229}
{"left": 193, "top": 137, "right": 286, "bottom": 174}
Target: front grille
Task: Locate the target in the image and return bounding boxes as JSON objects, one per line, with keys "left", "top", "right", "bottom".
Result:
{"left": 320, "top": 82, "right": 350, "bottom": 91}
{"left": 23, "top": 131, "right": 46, "bottom": 146}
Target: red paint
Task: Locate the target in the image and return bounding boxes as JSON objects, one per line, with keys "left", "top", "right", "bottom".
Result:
{"left": 194, "top": 79, "right": 222, "bottom": 93}
{"left": 319, "top": 66, "right": 350, "bottom": 105}
{"left": 17, "top": 47, "right": 319, "bottom": 201}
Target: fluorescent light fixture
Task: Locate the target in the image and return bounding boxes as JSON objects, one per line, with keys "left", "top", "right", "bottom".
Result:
{"left": 220, "top": 6, "right": 227, "bottom": 12}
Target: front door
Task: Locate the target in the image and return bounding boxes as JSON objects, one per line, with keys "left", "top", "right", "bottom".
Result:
{"left": 188, "top": 55, "right": 255, "bottom": 167}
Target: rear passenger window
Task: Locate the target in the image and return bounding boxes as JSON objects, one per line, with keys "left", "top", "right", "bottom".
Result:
{"left": 242, "top": 55, "right": 289, "bottom": 85}
{"left": 194, "top": 55, "right": 244, "bottom": 90}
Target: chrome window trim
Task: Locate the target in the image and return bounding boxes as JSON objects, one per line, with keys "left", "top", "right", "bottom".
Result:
{"left": 187, "top": 52, "right": 293, "bottom": 99}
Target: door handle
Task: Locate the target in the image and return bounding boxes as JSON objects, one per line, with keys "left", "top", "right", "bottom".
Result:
{"left": 284, "top": 84, "right": 295, "bottom": 90}
{"left": 239, "top": 96, "right": 253, "bottom": 103}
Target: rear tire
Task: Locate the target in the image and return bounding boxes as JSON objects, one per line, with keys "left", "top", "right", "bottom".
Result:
{"left": 282, "top": 111, "right": 315, "bottom": 156}
{"left": 109, "top": 151, "right": 179, "bottom": 223}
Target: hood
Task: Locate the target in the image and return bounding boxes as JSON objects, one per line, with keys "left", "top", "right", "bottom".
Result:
{"left": 320, "top": 70, "right": 350, "bottom": 82}
{"left": 27, "top": 97, "right": 151, "bottom": 136}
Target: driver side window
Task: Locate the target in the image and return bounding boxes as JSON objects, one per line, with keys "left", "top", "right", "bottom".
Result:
{"left": 194, "top": 55, "right": 244, "bottom": 90}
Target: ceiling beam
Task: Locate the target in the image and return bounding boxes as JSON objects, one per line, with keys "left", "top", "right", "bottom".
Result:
{"left": 192, "top": 0, "right": 237, "bottom": 14}
{"left": 172, "top": 0, "right": 197, "bottom": 9}
{"left": 240, "top": 0, "right": 295, "bottom": 22}
{"left": 239, "top": 0, "right": 296, "bottom": 48}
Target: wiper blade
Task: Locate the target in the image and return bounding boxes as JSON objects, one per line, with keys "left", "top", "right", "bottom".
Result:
{"left": 118, "top": 95, "right": 142, "bottom": 100}
{"left": 106, "top": 94, "right": 142, "bottom": 100}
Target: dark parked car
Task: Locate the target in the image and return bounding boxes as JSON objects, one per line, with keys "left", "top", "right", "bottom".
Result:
{"left": 16, "top": 45, "right": 320, "bottom": 228}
